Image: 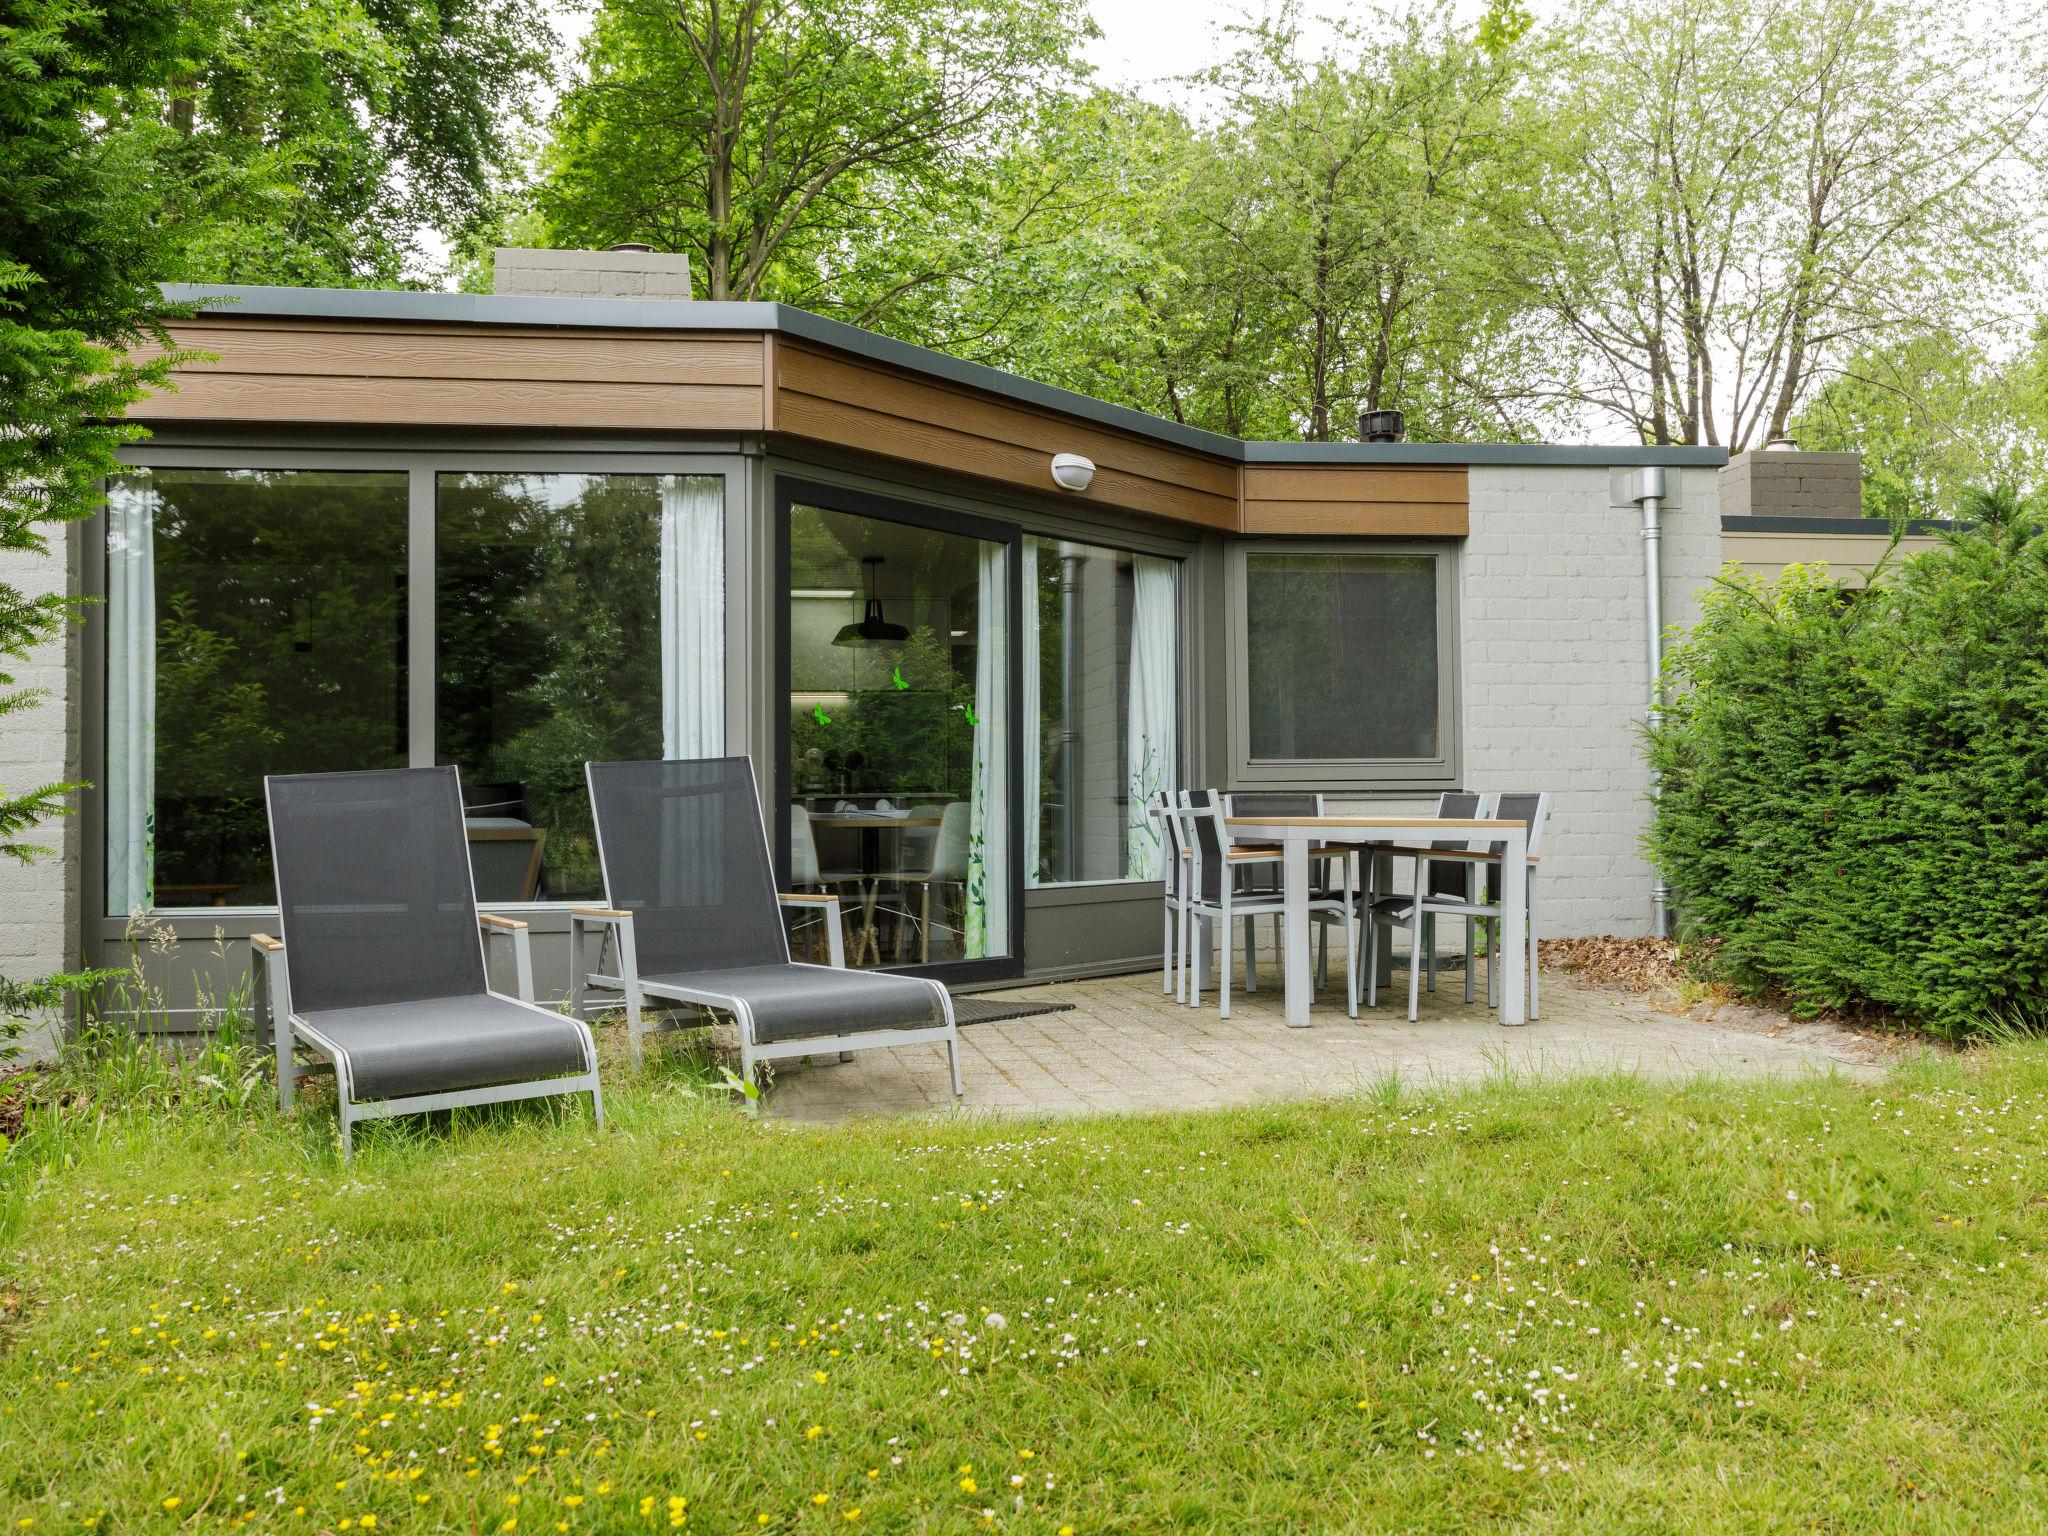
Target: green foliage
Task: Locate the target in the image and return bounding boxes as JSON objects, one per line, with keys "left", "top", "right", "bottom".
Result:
{"left": 1647, "top": 495, "right": 2048, "bottom": 1036}
{"left": 0, "top": 0, "right": 198, "bottom": 1031}
{"left": 1793, "top": 329, "right": 2048, "bottom": 523}
{"left": 149, "top": 0, "right": 553, "bottom": 285}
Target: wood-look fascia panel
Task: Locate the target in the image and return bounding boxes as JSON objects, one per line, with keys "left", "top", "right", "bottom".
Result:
{"left": 775, "top": 341, "right": 1239, "bottom": 530}
{"left": 133, "top": 373, "right": 765, "bottom": 431}
{"left": 1239, "top": 463, "right": 1469, "bottom": 535}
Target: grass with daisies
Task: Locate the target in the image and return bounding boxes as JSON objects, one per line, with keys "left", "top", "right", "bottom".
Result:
{"left": 4, "top": 1013, "right": 2048, "bottom": 1534}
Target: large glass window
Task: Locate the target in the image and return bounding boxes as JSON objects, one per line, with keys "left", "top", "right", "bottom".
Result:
{"left": 1024, "top": 537, "right": 1179, "bottom": 885}
{"left": 785, "top": 500, "right": 1010, "bottom": 966}
{"left": 1239, "top": 549, "right": 1453, "bottom": 777}
{"left": 103, "top": 469, "right": 409, "bottom": 912}
{"left": 103, "top": 463, "right": 726, "bottom": 913}
{"left": 437, "top": 472, "right": 724, "bottom": 904}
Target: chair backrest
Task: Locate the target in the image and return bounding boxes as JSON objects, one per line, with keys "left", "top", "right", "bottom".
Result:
{"left": 1178, "top": 788, "right": 1235, "bottom": 904}
{"left": 1488, "top": 792, "right": 1550, "bottom": 858}
{"left": 789, "top": 804, "right": 822, "bottom": 886}
{"left": 1224, "top": 791, "right": 1324, "bottom": 818}
{"left": 585, "top": 757, "right": 790, "bottom": 976}
{"left": 265, "top": 767, "right": 489, "bottom": 1015}
{"left": 1426, "top": 790, "right": 1487, "bottom": 898}
{"left": 1154, "top": 791, "right": 1185, "bottom": 897}
{"left": 927, "top": 801, "right": 972, "bottom": 881}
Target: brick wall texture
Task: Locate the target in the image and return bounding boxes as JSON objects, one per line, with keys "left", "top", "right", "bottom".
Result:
{"left": 0, "top": 532, "right": 80, "bottom": 1060}
{"left": 1454, "top": 462, "right": 1720, "bottom": 937}
{"left": 492, "top": 247, "right": 695, "bottom": 300}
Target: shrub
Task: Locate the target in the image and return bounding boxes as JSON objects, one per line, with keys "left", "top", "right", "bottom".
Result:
{"left": 1647, "top": 490, "right": 2048, "bottom": 1038}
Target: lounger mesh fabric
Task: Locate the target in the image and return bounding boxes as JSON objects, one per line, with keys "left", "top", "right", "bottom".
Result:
{"left": 267, "top": 767, "right": 489, "bottom": 1013}
{"left": 265, "top": 767, "right": 591, "bottom": 1097}
{"left": 586, "top": 757, "right": 947, "bottom": 1042}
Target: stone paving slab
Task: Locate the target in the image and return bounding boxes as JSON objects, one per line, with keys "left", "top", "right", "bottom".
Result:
{"left": 764, "top": 964, "right": 1888, "bottom": 1123}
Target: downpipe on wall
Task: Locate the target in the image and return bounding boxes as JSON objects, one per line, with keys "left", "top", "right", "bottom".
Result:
{"left": 1630, "top": 465, "right": 1672, "bottom": 939}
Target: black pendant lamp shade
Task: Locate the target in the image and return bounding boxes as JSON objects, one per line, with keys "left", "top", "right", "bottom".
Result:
{"left": 833, "top": 556, "right": 910, "bottom": 647}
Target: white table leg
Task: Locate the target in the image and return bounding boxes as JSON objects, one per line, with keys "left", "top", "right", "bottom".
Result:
{"left": 1498, "top": 825, "right": 1528, "bottom": 1026}
{"left": 1283, "top": 830, "right": 1311, "bottom": 1027}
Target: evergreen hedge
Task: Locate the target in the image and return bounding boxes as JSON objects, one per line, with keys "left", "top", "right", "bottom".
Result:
{"left": 1646, "top": 493, "right": 2048, "bottom": 1038}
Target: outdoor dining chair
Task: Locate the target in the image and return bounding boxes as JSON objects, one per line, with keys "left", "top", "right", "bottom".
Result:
{"left": 572, "top": 757, "right": 961, "bottom": 1102}
{"left": 1223, "top": 790, "right": 1355, "bottom": 993}
{"left": 1155, "top": 790, "right": 1194, "bottom": 1002}
{"left": 1357, "top": 791, "right": 1550, "bottom": 1021}
{"left": 252, "top": 766, "right": 603, "bottom": 1160}
{"left": 1179, "top": 789, "right": 1355, "bottom": 1020}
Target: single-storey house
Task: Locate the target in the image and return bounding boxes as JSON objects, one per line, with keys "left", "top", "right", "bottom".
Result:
{"left": 0, "top": 249, "right": 1933, "bottom": 1024}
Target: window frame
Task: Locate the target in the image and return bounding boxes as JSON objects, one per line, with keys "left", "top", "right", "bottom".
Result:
{"left": 1225, "top": 539, "right": 1461, "bottom": 791}
{"left": 89, "top": 444, "right": 747, "bottom": 921}
{"left": 1020, "top": 530, "right": 1184, "bottom": 892}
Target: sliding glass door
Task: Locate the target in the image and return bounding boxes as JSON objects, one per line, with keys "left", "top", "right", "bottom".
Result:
{"left": 779, "top": 484, "right": 1018, "bottom": 975}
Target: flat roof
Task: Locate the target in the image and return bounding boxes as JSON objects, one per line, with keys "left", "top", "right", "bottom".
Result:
{"left": 163, "top": 284, "right": 1730, "bottom": 471}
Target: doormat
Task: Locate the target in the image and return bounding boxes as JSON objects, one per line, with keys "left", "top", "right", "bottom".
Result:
{"left": 947, "top": 995, "right": 1077, "bottom": 1027}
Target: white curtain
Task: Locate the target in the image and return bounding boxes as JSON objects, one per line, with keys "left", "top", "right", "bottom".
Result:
{"left": 104, "top": 480, "right": 156, "bottom": 914}
{"left": 660, "top": 475, "right": 725, "bottom": 757}
{"left": 965, "top": 542, "right": 1009, "bottom": 958}
{"left": 1020, "top": 539, "right": 1041, "bottom": 888}
{"left": 1125, "top": 554, "right": 1179, "bottom": 880}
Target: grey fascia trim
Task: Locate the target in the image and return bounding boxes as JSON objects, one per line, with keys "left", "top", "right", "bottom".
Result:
{"left": 1248, "top": 440, "right": 1729, "bottom": 468}
{"left": 159, "top": 283, "right": 1730, "bottom": 470}
{"left": 1725, "top": 515, "right": 1955, "bottom": 535}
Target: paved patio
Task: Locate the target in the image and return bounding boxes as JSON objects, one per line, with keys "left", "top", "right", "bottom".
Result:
{"left": 764, "top": 962, "right": 1888, "bottom": 1122}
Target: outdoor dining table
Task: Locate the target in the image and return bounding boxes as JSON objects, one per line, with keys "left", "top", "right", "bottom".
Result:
{"left": 1222, "top": 814, "right": 1533, "bottom": 1028}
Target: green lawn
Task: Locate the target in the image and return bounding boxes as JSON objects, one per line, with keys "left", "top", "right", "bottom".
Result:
{"left": 4, "top": 1034, "right": 2048, "bottom": 1533}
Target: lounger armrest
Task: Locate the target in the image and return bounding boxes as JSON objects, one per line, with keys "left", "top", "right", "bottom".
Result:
{"left": 778, "top": 892, "right": 846, "bottom": 968}
{"left": 248, "top": 934, "right": 296, "bottom": 1111}
{"left": 477, "top": 912, "right": 535, "bottom": 1003}
{"left": 570, "top": 906, "right": 631, "bottom": 923}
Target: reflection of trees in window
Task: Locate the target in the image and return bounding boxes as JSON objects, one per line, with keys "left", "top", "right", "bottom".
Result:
{"left": 1247, "top": 555, "right": 1439, "bottom": 761}
{"left": 147, "top": 470, "right": 408, "bottom": 902}
{"left": 437, "top": 475, "right": 663, "bottom": 902}
{"left": 790, "top": 624, "right": 974, "bottom": 798}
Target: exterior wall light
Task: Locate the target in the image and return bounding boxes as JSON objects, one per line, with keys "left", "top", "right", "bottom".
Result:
{"left": 1050, "top": 453, "right": 1096, "bottom": 492}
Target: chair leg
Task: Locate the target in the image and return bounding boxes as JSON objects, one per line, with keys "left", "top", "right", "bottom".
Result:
{"left": 1219, "top": 896, "right": 1234, "bottom": 1019}
{"left": 1243, "top": 913, "right": 1257, "bottom": 993}
{"left": 1407, "top": 909, "right": 1423, "bottom": 1022}
{"left": 1425, "top": 913, "right": 1437, "bottom": 993}
{"left": 589, "top": 1082, "right": 605, "bottom": 1132}
{"left": 1317, "top": 919, "right": 1329, "bottom": 990}
{"left": 1528, "top": 876, "right": 1541, "bottom": 1021}
{"left": 947, "top": 1030, "right": 963, "bottom": 1097}
{"left": 920, "top": 886, "right": 932, "bottom": 965}
{"left": 1464, "top": 916, "right": 1477, "bottom": 1004}
{"left": 1163, "top": 899, "right": 1175, "bottom": 996}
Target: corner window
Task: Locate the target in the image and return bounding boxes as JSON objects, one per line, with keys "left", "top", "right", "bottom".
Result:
{"left": 103, "top": 461, "right": 727, "bottom": 914}
{"left": 1025, "top": 536, "right": 1180, "bottom": 885}
{"left": 1232, "top": 545, "right": 1456, "bottom": 786}
{"left": 102, "top": 469, "right": 410, "bottom": 913}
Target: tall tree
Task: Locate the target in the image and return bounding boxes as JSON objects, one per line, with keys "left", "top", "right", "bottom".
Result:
{"left": 1792, "top": 326, "right": 2048, "bottom": 521}
{"left": 1170, "top": 2, "right": 1555, "bottom": 441}
{"left": 1, "top": 0, "right": 193, "bottom": 1024}
{"left": 535, "top": 0, "right": 1091, "bottom": 311}
{"left": 1528, "top": 0, "right": 2048, "bottom": 448}
{"left": 152, "top": 0, "right": 553, "bottom": 286}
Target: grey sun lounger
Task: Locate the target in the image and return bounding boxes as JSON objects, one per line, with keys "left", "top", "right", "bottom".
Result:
{"left": 571, "top": 756, "right": 961, "bottom": 1102}
{"left": 251, "top": 767, "right": 602, "bottom": 1158}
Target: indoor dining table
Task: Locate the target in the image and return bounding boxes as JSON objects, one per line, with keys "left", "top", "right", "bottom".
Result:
{"left": 1222, "top": 814, "right": 1533, "bottom": 1028}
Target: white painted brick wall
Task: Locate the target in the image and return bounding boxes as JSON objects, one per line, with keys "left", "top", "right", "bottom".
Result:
{"left": 1450, "top": 463, "right": 1720, "bottom": 937}
{"left": 492, "top": 247, "right": 695, "bottom": 300}
{"left": 0, "top": 531, "right": 80, "bottom": 1061}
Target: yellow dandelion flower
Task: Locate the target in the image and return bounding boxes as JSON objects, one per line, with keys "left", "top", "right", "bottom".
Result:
{"left": 564, "top": 1497, "right": 584, "bottom": 1508}
{"left": 805, "top": 1425, "right": 824, "bottom": 1440}
{"left": 811, "top": 1493, "right": 830, "bottom": 1506}
{"left": 958, "top": 1478, "right": 977, "bottom": 1494}
{"left": 638, "top": 1498, "right": 654, "bottom": 1517}
{"left": 811, "top": 1371, "right": 828, "bottom": 1385}
{"left": 843, "top": 1510, "right": 861, "bottom": 1522}
{"left": 361, "top": 1518, "right": 377, "bottom": 1530}
{"left": 162, "top": 1499, "right": 182, "bottom": 1512}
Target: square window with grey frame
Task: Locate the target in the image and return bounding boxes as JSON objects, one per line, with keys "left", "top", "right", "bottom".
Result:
{"left": 1243, "top": 551, "right": 1447, "bottom": 764}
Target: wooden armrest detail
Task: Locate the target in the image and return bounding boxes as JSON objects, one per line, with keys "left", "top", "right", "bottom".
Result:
{"left": 778, "top": 891, "right": 838, "bottom": 905}
{"left": 570, "top": 906, "right": 630, "bottom": 920}
{"left": 250, "top": 932, "right": 285, "bottom": 953}
{"left": 478, "top": 912, "right": 529, "bottom": 932}
{"left": 1227, "top": 846, "right": 1281, "bottom": 860}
